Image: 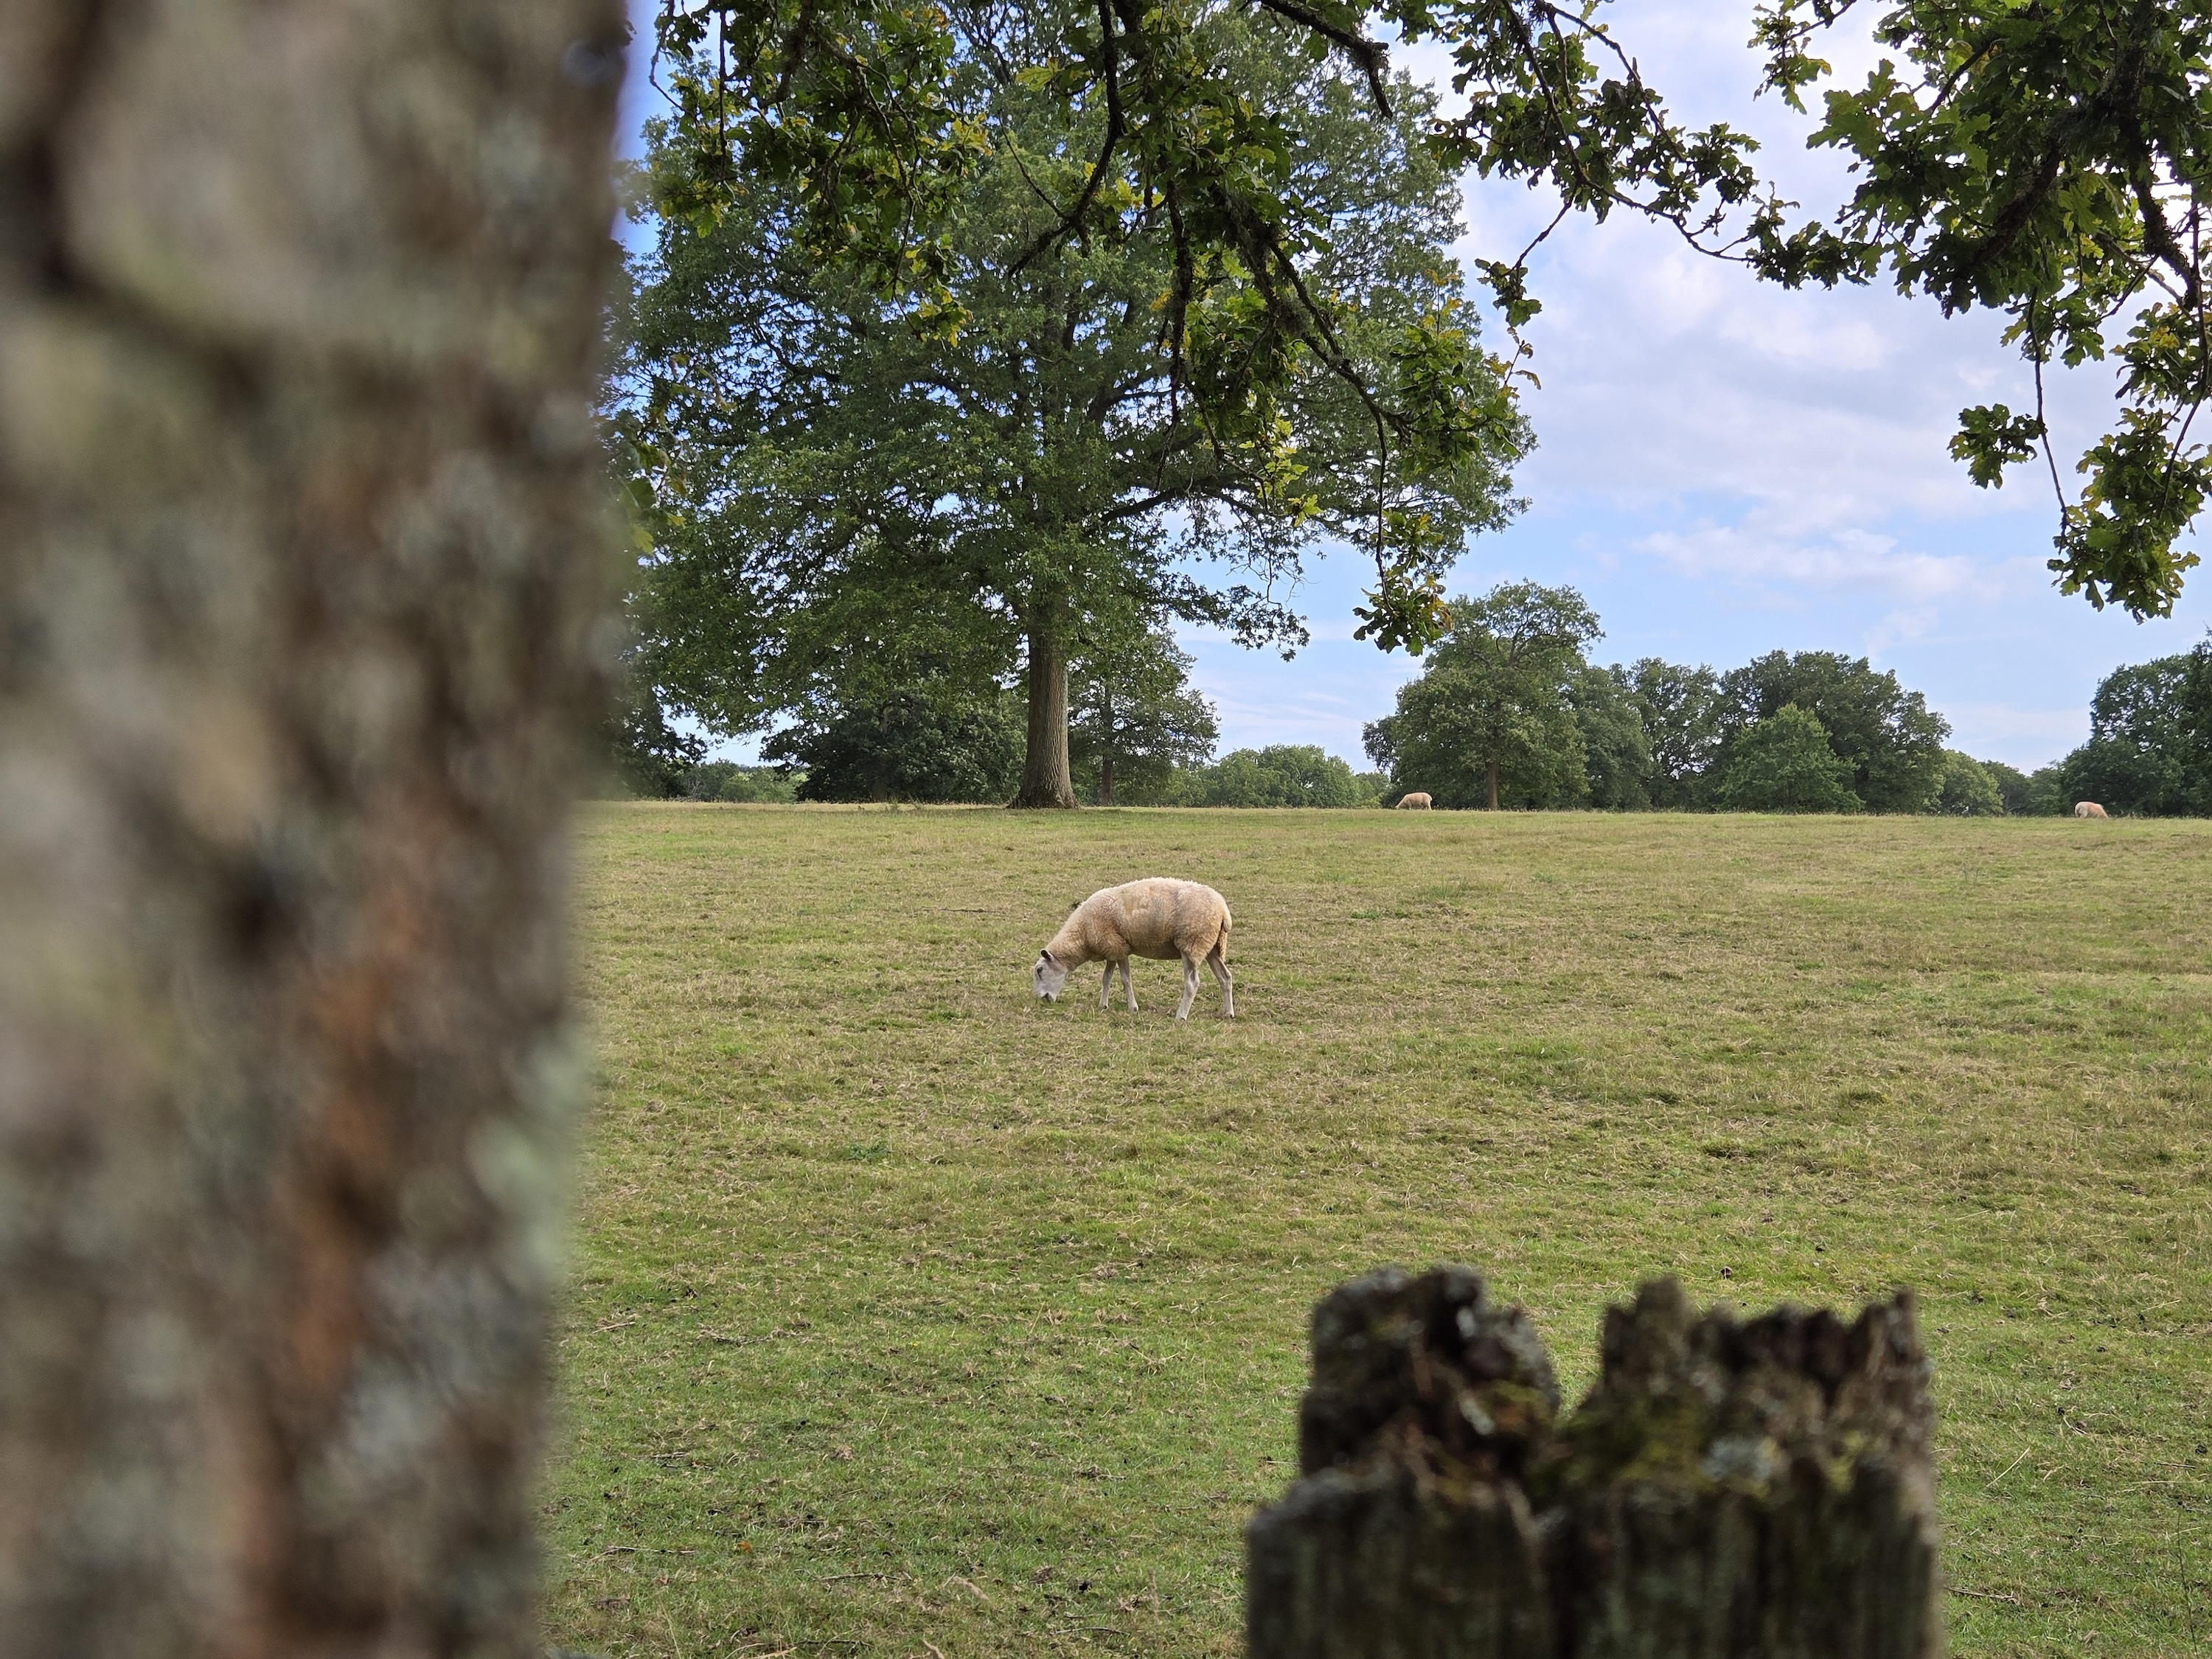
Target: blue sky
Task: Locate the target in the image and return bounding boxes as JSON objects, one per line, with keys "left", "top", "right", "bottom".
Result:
{"left": 623, "top": 2, "right": 2211, "bottom": 771}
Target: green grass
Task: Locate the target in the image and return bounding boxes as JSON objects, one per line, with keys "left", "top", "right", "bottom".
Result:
{"left": 542, "top": 805, "right": 2212, "bottom": 1658}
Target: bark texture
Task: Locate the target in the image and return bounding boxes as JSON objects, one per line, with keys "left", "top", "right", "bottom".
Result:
{"left": 1015, "top": 624, "right": 1077, "bottom": 808}
{"left": 1248, "top": 1267, "right": 1561, "bottom": 1659}
{"left": 0, "top": 4, "right": 622, "bottom": 1657}
{"left": 1249, "top": 1269, "right": 1943, "bottom": 1659}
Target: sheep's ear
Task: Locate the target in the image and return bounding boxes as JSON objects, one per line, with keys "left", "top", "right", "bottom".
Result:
{"left": 1038, "top": 950, "right": 1054, "bottom": 966}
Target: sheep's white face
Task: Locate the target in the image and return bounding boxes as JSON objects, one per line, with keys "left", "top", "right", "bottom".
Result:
{"left": 1034, "top": 950, "right": 1071, "bottom": 1002}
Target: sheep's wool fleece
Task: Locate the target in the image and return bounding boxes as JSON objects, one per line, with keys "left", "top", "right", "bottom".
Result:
{"left": 1048, "top": 878, "right": 1231, "bottom": 963}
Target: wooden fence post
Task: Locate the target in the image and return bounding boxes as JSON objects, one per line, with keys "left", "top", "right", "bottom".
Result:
{"left": 1248, "top": 1269, "right": 1942, "bottom": 1659}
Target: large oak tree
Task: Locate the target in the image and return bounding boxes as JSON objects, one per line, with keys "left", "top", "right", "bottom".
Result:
{"left": 623, "top": 8, "right": 1525, "bottom": 805}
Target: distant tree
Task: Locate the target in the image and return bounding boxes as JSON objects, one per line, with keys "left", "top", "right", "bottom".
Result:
{"left": 766, "top": 681, "right": 1023, "bottom": 803}
{"left": 1935, "top": 751, "right": 2006, "bottom": 816}
{"left": 730, "top": 768, "right": 802, "bottom": 803}
{"left": 1354, "top": 772, "right": 1392, "bottom": 806}
{"left": 1069, "top": 633, "right": 1219, "bottom": 807}
{"left": 684, "top": 762, "right": 801, "bottom": 804}
{"left": 681, "top": 760, "right": 732, "bottom": 801}
{"left": 1717, "top": 652, "right": 1950, "bottom": 813}
{"left": 738, "top": 589, "right": 1022, "bottom": 804}
{"left": 1981, "top": 759, "right": 2035, "bottom": 815}
{"left": 602, "top": 682, "right": 706, "bottom": 799}
{"left": 1566, "top": 666, "right": 1652, "bottom": 810}
{"left": 1624, "top": 659, "right": 1725, "bottom": 809}
{"left": 2061, "top": 740, "right": 2170, "bottom": 817}
{"left": 1195, "top": 746, "right": 1370, "bottom": 807}
{"left": 2023, "top": 765, "right": 2071, "bottom": 815}
{"left": 1363, "top": 584, "right": 1601, "bottom": 810}
{"left": 1980, "top": 762, "right": 2072, "bottom": 816}
{"left": 1714, "top": 706, "right": 1863, "bottom": 813}
{"left": 2056, "top": 649, "right": 2212, "bottom": 815}
{"left": 1199, "top": 753, "right": 1293, "bottom": 807}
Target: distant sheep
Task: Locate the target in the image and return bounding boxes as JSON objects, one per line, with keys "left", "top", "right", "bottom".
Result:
{"left": 1033, "top": 877, "right": 1233, "bottom": 1020}
{"left": 2074, "top": 801, "right": 2109, "bottom": 818}
{"left": 1395, "top": 792, "right": 1433, "bottom": 810}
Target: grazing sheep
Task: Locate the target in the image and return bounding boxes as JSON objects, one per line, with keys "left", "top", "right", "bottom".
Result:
{"left": 2075, "top": 801, "right": 2109, "bottom": 818}
{"left": 1395, "top": 792, "right": 1433, "bottom": 810}
{"left": 1033, "top": 877, "right": 1233, "bottom": 1020}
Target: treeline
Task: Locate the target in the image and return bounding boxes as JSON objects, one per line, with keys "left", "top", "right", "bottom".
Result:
{"left": 608, "top": 713, "right": 1388, "bottom": 809}
{"left": 1363, "top": 583, "right": 1987, "bottom": 813}
{"left": 605, "top": 584, "right": 2212, "bottom": 815}
{"left": 1363, "top": 584, "right": 2212, "bottom": 815}
{"left": 603, "top": 634, "right": 1388, "bottom": 806}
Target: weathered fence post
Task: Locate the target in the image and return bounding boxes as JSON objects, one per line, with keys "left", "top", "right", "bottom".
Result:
{"left": 1248, "top": 1268, "right": 1943, "bottom": 1659}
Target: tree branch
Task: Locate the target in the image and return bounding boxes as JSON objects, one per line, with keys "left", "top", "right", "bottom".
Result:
{"left": 1009, "top": 0, "right": 1127, "bottom": 274}
{"left": 1247, "top": 0, "right": 1394, "bottom": 117}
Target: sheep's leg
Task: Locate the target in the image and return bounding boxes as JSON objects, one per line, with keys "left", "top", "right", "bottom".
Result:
{"left": 1207, "top": 945, "right": 1234, "bottom": 1017}
{"left": 1099, "top": 961, "right": 1115, "bottom": 1011}
{"left": 1121, "top": 960, "right": 1138, "bottom": 1012}
{"left": 1176, "top": 956, "right": 1199, "bottom": 1021}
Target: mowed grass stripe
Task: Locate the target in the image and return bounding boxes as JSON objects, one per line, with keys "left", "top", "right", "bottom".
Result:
{"left": 545, "top": 806, "right": 2212, "bottom": 1658}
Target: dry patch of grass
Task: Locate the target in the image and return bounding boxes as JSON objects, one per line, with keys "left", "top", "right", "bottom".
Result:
{"left": 543, "top": 805, "right": 2212, "bottom": 1658}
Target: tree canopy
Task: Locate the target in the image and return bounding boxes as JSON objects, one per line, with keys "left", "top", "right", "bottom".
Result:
{"left": 1623, "top": 658, "right": 1725, "bottom": 810}
{"left": 686, "top": 762, "right": 803, "bottom": 803}
{"left": 1566, "top": 664, "right": 1654, "bottom": 810}
{"left": 641, "top": 0, "right": 2212, "bottom": 625}
{"left": 737, "top": 596, "right": 1025, "bottom": 801}
{"left": 1979, "top": 759, "right": 2065, "bottom": 818}
{"left": 765, "top": 680, "right": 1024, "bottom": 802}
{"left": 1366, "top": 609, "right": 1983, "bottom": 814}
{"left": 1754, "top": 0, "right": 2212, "bottom": 617}
{"left": 1712, "top": 650, "right": 1951, "bottom": 814}
{"left": 1712, "top": 703, "right": 1864, "bottom": 813}
{"left": 1935, "top": 750, "right": 2005, "bottom": 816}
{"left": 601, "top": 674, "right": 707, "bottom": 799}
{"left": 1192, "top": 745, "right": 1377, "bottom": 807}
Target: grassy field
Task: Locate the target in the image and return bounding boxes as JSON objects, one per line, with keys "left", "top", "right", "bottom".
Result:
{"left": 541, "top": 804, "right": 2212, "bottom": 1658}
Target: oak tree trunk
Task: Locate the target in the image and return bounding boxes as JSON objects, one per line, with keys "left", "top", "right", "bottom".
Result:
{"left": 1015, "top": 622, "right": 1077, "bottom": 808}
{"left": 0, "top": 5, "right": 622, "bottom": 1657}
{"left": 1488, "top": 754, "right": 1501, "bottom": 811}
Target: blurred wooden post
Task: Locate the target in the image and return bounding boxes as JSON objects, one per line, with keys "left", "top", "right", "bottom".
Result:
{"left": 1248, "top": 1269, "right": 1943, "bottom": 1659}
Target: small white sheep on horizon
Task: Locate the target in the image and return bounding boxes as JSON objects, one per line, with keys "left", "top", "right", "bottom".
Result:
{"left": 1395, "top": 792, "right": 1433, "bottom": 810}
{"left": 1033, "top": 877, "right": 1234, "bottom": 1020}
{"left": 2075, "top": 801, "right": 2109, "bottom": 818}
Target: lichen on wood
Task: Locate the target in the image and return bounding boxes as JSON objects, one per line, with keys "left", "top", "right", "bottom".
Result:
{"left": 0, "top": 3, "right": 624, "bottom": 1654}
{"left": 1248, "top": 1268, "right": 1944, "bottom": 1659}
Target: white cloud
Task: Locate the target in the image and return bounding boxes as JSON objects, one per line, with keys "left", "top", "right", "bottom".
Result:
{"left": 1630, "top": 517, "right": 2041, "bottom": 608}
{"left": 1863, "top": 607, "right": 1939, "bottom": 660}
